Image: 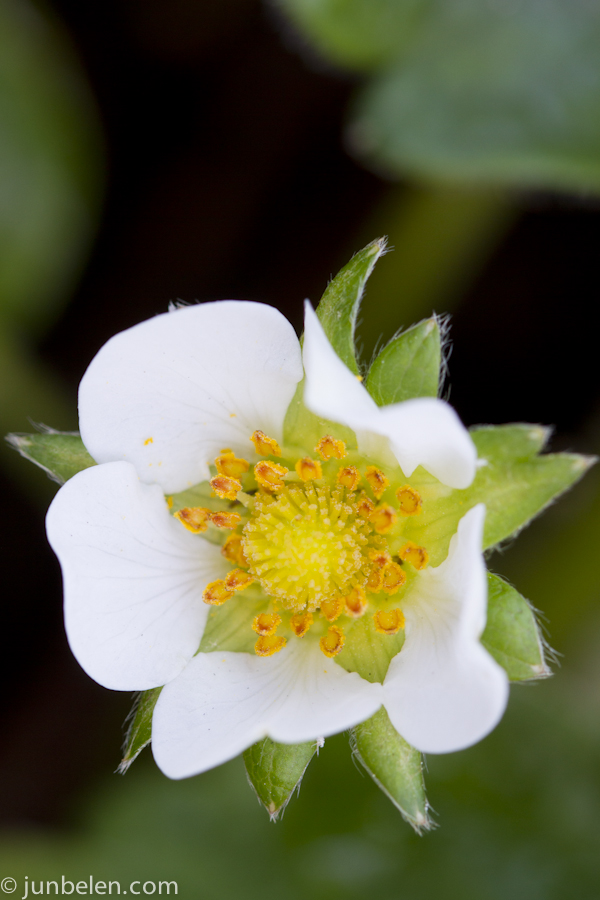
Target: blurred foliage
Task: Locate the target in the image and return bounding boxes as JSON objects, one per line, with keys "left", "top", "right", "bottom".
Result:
{"left": 276, "top": 0, "right": 600, "bottom": 193}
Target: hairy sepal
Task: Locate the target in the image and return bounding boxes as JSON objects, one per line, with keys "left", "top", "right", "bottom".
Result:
{"left": 243, "top": 736, "right": 321, "bottom": 820}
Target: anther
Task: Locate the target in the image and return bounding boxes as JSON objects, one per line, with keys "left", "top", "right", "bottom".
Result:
{"left": 210, "top": 474, "right": 242, "bottom": 500}
{"left": 203, "top": 580, "right": 234, "bottom": 605}
{"left": 366, "top": 567, "right": 384, "bottom": 592}
{"left": 381, "top": 562, "right": 406, "bottom": 594}
{"left": 365, "top": 466, "right": 389, "bottom": 499}
{"left": 344, "top": 586, "right": 367, "bottom": 618}
{"left": 373, "top": 608, "right": 405, "bottom": 635}
{"left": 255, "top": 634, "right": 286, "bottom": 656}
{"left": 174, "top": 506, "right": 211, "bottom": 533}
{"left": 290, "top": 611, "right": 313, "bottom": 637}
{"left": 315, "top": 435, "right": 346, "bottom": 460}
{"left": 252, "top": 612, "right": 281, "bottom": 636}
{"left": 221, "top": 533, "right": 248, "bottom": 566}
{"left": 295, "top": 457, "right": 322, "bottom": 481}
{"left": 215, "top": 451, "right": 250, "bottom": 479}
{"left": 254, "top": 460, "right": 288, "bottom": 491}
{"left": 224, "top": 569, "right": 254, "bottom": 592}
{"left": 250, "top": 430, "right": 281, "bottom": 457}
{"left": 320, "top": 625, "right": 345, "bottom": 658}
{"left": 396, "top": 485, "right": 423, "bottom": 516}
{"left": 320, "top": 595, "right": 344, "bottom": 622}
{"left": 369, "top": 504, "right": 397, "bottom": 534}
{"left": 210, "top": 511, "right": 242, "bottom": 529}
{"left": 368, "top": 548, "right": 392, "bottom": 568}
{"left": 337, "top": 465, "right": 361, "bottom": 491}
{"left": 399, "top": 541, "right": 429, "bottom": 569}
{"left": 356, "top": 494, "right": 375, "bottom": 518}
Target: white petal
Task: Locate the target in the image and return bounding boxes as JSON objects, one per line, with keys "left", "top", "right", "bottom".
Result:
{"left": 383, "top": 505, "right": 509, "bottom": 754}
{"left": 152, "top": 639, "right": 383, "bottom": 779}
{"left": 79, "top": 301, "right": 303, "bottom": 493}
{"left": 46, "top": 461, "right": 227, "bottom": 691}
{"left": 302, "top": 302, "right": 476, "bottom": 488}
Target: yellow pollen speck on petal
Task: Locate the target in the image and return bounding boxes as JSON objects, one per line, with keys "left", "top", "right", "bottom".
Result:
{"left": 144, "top": 437, "right": 153, "bottom": 445}
{"left": 344, "top": 586, "right": 367, "bottom": 617}
{"left": 369, "top": 504, "right": 397, "bottom": 534}
{"left": 356, "top": 494, "right": 375, "bottom": 518}
{"left": 365, "top": 466, "right": 389, "bottom": 499}
{"left": 250, "top": 430, "right": 281, "bottom": 457}
{"left": 174, "top": 506, "right": 211, "bottom": 533}
{"left": 290, "top": 611, "right": 313, "bottom": 637}
{"left": 366, "top": 567, "right": 384, "bottom": 592}
{"left": 295, "top": 457, "right": 322, "bottom": 481}
{"left": 210, "top": 474, "right": 242, "bottom": 500}
{"left": 210, "top": 511, "right": 242, "bottom": 529}
{"left": 320, "top": 625, "right": 345, "bottom": 658}
{"left": 320, "top": 595, "right": 344, "bottom": 622}
{"left": 381, "top": 561, "right": 406, "bottom": 594}
{"left": 203, "top": 580, "right": 234, "bottom": 605}
{"left": 221, "top": 533, "right": 248, "bottom": 566}
{"left": 337, "top": 465, "right": 361, "bottom": 490}
{"left": 396, "top": 485, "right": 423, "bottom": 516}
{"left": 315, "top": 435, "right": 346, "bottom": 460}
{"left": 252, "top": 612, "right": 281, "bottom": 636}
{"left": 399, "top": 541, "right": 429, "bottom": 569}
{"left": 373, "top": 608, "right": 405, "bottom": 635}
{"left": 255, "top": 460, "right": 288, "bottom": 491}
{"left": 255, "top": 634, "right": 286, "bottom": 656}
{"left": 224, "top": 568, "right": 254, "bottom": 592}
{"left": 216, "top": 451, "right": 250, "bottom": 478}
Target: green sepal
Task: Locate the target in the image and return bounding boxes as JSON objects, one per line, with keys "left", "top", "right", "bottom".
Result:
{"left": 351, "top": 707, "right": 432, "bottom": 833}
{"left": 243, "top": 737, "right": 320, "bottom": 821}
{"left": 365, "top": 316, "right": 442, "bottom": 405}
{"left": 336, "top": 610, "right": 405, "bottom": 683}
{"left": 119, "top": 687, "right": 162, "bottom": 774}
{"left": 199, "top": 586, "right": 270, "bottom": 654}
{"left": 282, "top": 381, "right": 356, "bottom": 455}
{"left": 315, "top": 238, "right": 386, "bottom": 375}
{"left": 482, "top": 573, "right": 550, "bottom": 681}
{"left": 6, "top": 428, "right": 96, "bottom": 484}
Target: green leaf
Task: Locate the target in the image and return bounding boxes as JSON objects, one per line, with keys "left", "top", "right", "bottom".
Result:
{"left": 351, "top": 707, "right": 431, "bottom": 832}
{"left": 243, "top": 737, "right": 320, "bottom": 820}
{"left": 119, "top": 688, "right": 162, "bottom": 774}
{"left": 6, "top": 428, "right": 96, "bottom": 484}
{"left": 315, "top": 238, "right": 386, "bottom": 375}
{"left": 482, "top": 573, "right": 550, "bottom": 682}
{"left": 365, "top": 316, "right": 441, "bottom": 405}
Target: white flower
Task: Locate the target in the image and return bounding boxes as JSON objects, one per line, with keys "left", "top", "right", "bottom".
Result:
{"left": 46, "top": 300, "right": 508, "bottom": 780}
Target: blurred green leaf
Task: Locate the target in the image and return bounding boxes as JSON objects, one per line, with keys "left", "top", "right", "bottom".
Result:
{"left": 365, "top": 316, "right": 441, "bottom": 405}
{"left": 315, "top": 238, "right": 386, "bottom": 375}
{"left": 6, "top": 428, "right": 95, "bottom": 484}
{"left": 244, "top": 737, "right": 320, "bottom": 820}
{"left": 120, "top": 688, "right": 162, "bottom": 774}
{"left": 482, "top": 573, "right": 549, "bottom": 682}
{"left": 352, "top": 707, "right": 431, "bottom": 832}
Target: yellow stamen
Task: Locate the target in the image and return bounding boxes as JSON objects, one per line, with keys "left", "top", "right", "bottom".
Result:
{"left": 337, "top": 465, "right": 361, "bottom": 490}
{"left": 215, "top": 451, "right": 250, "bottom": 478}
{"left": 315, "top": 435, "right": 346, "bottom": 460}
{"left": 174, "top": 506, "right": 211, "bottom": 533}
{"left": 295, "top": 457, "right": 322, "bottom": 481}
{"left": 320, "top": 625, "right": 345, "bottom": 657}
{"left": 368, "top": 548, "right": 391, "bottom": 568}
{"left": 221, "top": 533, "right": 248, "bottom": 566}
{"left": 381, "top": 562, "right": 406, "bottom": 594}
{"left": 365, "top": 466, "right": 389, "bottom": 499}
{"left": 224, "top": 568, "right": 254, "bottom": 592}
{"left": 369, "top": 504, "right": 397, "bottom": 534}
{"left": 373, "top": 608, "right": 405, "bottom": 635}
{"left": 255, "top": 634, "right": 286, "bottom": 656}
{"left": 320, "top": 595, "right": 344, "bottom": 622}
{"left": 166, "top": 496, "right": 173, "bottom": 509}
{"left": 254, "top": 460, "right": 288, "bottom": 491}
{"left": 210, "top": 511, "right": 242, "bottom": 529}
{"left": 290, "top": 611, "right": 313, "bottom": 637}
{"left": 366, "top": 567, "right": 384, "bottom": 592}
{"left": 396, "top": 485, "right": 423, "bottom": 516}
{"left": 356, "top": 494, "right": 375, "bottom": 518}
{"left": 399, "top": 541, "right": 429, "bottom": 570}
{"left": 210, "top": 474, "right": 242, "bottom": 500}
{"left": 344, "top": 586, "right": 367, "bottom": 617}
{"left": 203, "top": 580, "right": 234, "bottom": 605}
{"left": 252, "top": 612, "right": 282, "bottom": 636}
{"left": 250, "top": 430, "right": 281, "bottom": 457}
